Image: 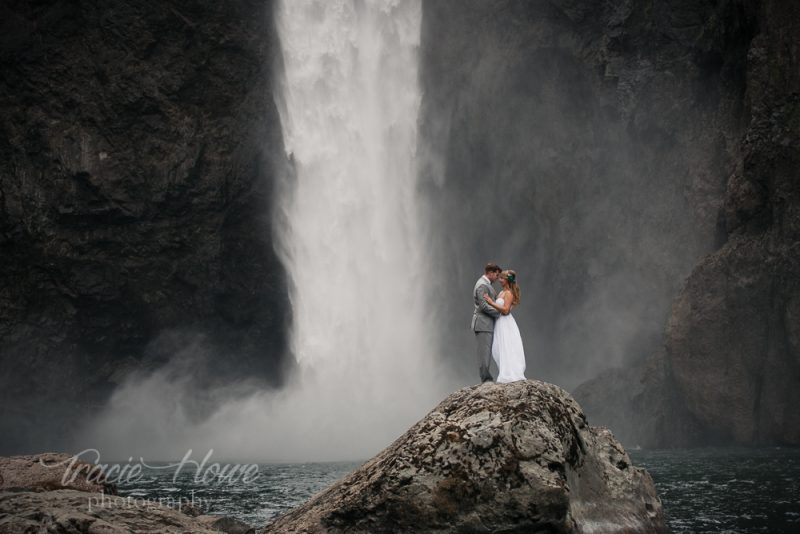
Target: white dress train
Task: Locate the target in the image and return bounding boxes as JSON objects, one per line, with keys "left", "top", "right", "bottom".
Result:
{"left": 491, "top": 298, "right": 527, "bottom": 383}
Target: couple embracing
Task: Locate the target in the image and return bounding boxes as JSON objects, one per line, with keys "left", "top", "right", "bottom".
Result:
{"left": 471, "top": 263, "right": 527, "bottom": 384}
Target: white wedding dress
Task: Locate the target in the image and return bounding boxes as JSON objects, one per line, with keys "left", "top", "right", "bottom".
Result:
{"left": 492, "top": 298, "right": 527, "bottom": 383}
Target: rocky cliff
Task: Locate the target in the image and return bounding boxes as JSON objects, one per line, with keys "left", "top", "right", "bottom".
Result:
{"left": 0, "top": 0, "right": 289, "bottom": 454}
{"left": 571, "top": 0, "right": 800, "bottom": 447}
{"left": 265, "top": 380, "right": 665, "bottom": 533}
{"left": 572, "top": 0, "right": 800, "bottom": 447}
{"left": 418, "top": 0, "right": 755, "bottom": 388}
{"left": 662, "top": 0, "right": 800, "bottom": 445}
{"left": 420, "top": 0, "right": 799, "bottom": 446}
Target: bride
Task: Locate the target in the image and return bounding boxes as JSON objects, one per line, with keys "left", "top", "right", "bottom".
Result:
{"left": 483, "top": 270, "right": 527, "bottom": 383}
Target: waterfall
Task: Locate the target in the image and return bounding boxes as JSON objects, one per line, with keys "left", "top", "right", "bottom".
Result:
{"left": 267, "top": 0, "right": 452, "bottom": 459}
{"left": 74, "top": 0, "right": 455, "bottom": 463}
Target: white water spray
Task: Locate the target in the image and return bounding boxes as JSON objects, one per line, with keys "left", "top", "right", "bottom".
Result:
{"left": 269, "top": 0, "right": 453, "bottom": 456}
{"left": 276, "top": 1, "right": 426, "bottom": 372}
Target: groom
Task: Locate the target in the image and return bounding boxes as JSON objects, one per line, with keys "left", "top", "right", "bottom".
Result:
{"left": 471, "top": 262, "right": 502, "bottom": 383}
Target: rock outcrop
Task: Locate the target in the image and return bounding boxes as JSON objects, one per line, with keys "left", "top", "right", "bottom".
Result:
{"left": 0, "top": 0, "right": 289, "bottom": 454}
{"left": 3, "top": 489, "right": 260, "bottom": 533}
{"left": 264, "top": 380, "right": 665, "bottom": 533}
{"left": 574, "top": 0, "right": 800, "bottom": 447}
{"left": 0, "top": 452, "right": 115, "bottom": 494}
{"left": 0, "top": 490, "right": 224, "bottom": 534}
{"left": 0, "top": 452, "right": 254, "bottom": 533}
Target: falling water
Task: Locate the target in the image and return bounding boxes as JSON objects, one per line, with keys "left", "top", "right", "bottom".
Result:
{"left": 267, "top": 0, "right": 453, "bottom": 458}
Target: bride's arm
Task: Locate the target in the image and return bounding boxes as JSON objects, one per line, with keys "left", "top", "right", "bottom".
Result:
{"left": 484, "top": 291, "right": 512, "bottom": 315}
{"left": 476, "top": 284, "right": 500, "bottom": 318}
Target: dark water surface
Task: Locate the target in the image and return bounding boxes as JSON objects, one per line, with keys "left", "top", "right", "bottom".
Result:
{"left": 115, "top": 460, "right": 360, "bottom": 527}
{"left": 115, "top": 447, "right": 800, "bottom": 532}
{"left": 629, "top": 447, "right": 800, "bottom": 533}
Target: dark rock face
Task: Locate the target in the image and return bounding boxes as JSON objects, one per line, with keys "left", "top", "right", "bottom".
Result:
{"left": 0, "top": 1, "right": 289, "bottom": 454}
{"left": 265, "top": 381, "right": 666, "bottom": 533}
{"left": 418, "top": 0, "right": 756, "bottom": 389}
{"left": 665, "top": 0, "right": 800, "bottom": 445}
{"left": 572, "top": 350, "right": 712, "bottom": 448}
{"left": 573, "top": 0, "right": 800, "bottom": 446}
{"left": 422, "top": 0, "right": 799, "bottom": 447}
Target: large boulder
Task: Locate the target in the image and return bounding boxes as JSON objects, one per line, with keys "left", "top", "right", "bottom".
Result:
{"left": 264, "top": 380, "right": 665, "bottom": 533}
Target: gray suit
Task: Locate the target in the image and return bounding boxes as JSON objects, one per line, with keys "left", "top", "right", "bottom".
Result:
{"left": 471, "top": 276, "right": 500, "bottom": 382}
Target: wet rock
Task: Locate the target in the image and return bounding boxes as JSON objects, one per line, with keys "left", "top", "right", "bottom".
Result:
{"left": 0, "top": 452, "right": 254, "bottom": 533}
{"left": 198, "top": 514, "right": 257, "bottom": 534}
{"left": 0, "top": 452, "right": 115, "bottom": 494}
{"left": 0, "top": 489, "right": 221, "bottom": 534}
{"left": 265, "top": 380, "right": 665, "bottom": 533}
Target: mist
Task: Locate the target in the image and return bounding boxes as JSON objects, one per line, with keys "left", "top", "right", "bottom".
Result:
{"left": 417, "top": 0, "right": 738, "bottom": 390}
{"left": 72, "top": 330, "right": 461, "bottom": 462}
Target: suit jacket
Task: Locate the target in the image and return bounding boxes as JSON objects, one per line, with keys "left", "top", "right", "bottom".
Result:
{"left": 471, "top": 276, "right": 500, "bottom": 332}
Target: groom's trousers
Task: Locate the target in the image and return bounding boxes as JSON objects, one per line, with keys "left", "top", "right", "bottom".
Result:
{"left": 475, "top": 332, "right": 493, "bottom": 382}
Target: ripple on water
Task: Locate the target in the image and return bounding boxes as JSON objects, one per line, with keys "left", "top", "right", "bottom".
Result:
{"left": 111, "top": 449, "right": 800, "bottom": 532}
{"left": 629, "top": 446, "right": 800, "bottom": 534}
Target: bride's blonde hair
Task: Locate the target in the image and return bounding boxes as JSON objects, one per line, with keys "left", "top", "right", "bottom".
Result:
{"left": 501, "top": 270, "right": 521, "bottom": 305}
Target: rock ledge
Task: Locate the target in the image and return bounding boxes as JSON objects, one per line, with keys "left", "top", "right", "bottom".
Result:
{"left": 0, "top": 452, "right": 254, "bottom": 533}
